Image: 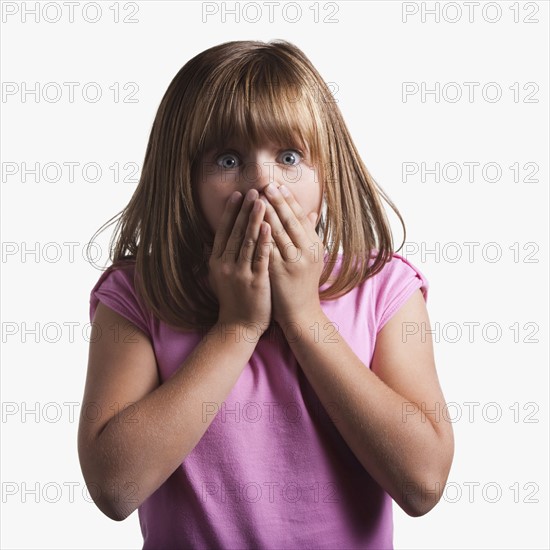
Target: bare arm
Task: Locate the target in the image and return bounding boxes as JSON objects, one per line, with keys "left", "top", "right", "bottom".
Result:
{"left": 234, "top": 177, "right": 453, "bottom": 517}
{"left": 281, "top": 290, "right": 454, "bottom": 517}
{"left": 77, "top": 302, "right": 256, "bottom": 521}
{"left": 79, "top": 190, "right": 273, "bottom": 521}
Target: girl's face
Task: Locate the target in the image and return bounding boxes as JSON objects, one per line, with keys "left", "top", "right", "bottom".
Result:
{"left": 196, "top": 139, "right": 323, "bottom": 235}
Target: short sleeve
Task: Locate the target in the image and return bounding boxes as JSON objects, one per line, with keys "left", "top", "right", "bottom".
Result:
{"left": 374, "top": 253, "right": 429, "bottom": 334}
{"left": 89, "top": 263, "right": 152, "bottom": 339}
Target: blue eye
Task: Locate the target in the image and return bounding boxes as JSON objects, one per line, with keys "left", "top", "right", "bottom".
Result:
{"left": 216, "top": 153, "right": 240, "bottom": 169}
{"left": 280, "top": 150, "right": 302, "bottom": 166}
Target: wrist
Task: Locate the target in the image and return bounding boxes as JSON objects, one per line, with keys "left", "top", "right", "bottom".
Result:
{"left": 275, "top": 306, "right": 326, "bottom": 334}
{"left": 213, "top": 319, "right": 270, "bottom": 345}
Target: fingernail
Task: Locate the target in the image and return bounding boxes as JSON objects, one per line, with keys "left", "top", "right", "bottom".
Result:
{"left": 231, "top": 192, "right": 241, "bottom": 203}
{"left": 265, "top": 183, "right": 278, "bottom": 196}
{"left": 279, "top": 185, "right": 290, "bottom": 197}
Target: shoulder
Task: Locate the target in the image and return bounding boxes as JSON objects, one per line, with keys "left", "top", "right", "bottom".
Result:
{"left": 89, "top": 259, "right": 153, "bottom": 339}
{"left": 89, "top": 259, "right": 137, "bottom": 297}
{"left": 319, "top": 250, "right": 429, "bottom": 333}
{"left": 367, "top": 251, "right": 429, "bottom": 335}
{"left": 374, "top": 252, "right": 429, "bottom": 299}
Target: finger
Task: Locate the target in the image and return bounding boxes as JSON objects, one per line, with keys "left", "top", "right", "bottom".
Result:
{"left": 212, "top": 191, "right": 243, "bottom": 260}
{"left": 269, "top": 230, "right": 283, "bottom": 264}
{"left": 264, "top": 184, "right": 313, "bottom": 245}
{"left": 225, "top": 189, "right": 259, "bottom": 263}
{"left": 278, "top": 184, "right": 320, "bottom": 241}
{"left": 261, "top": 184, "right": 309, "bottom": 257}
{"left": 239, "top": 197, "right": 266, "bottom": 265}
{"left": 307, "top": 212, "right": 319, "bottom": 230}
{"left": 253, "top": 221, "right": 272, "bottom": 273}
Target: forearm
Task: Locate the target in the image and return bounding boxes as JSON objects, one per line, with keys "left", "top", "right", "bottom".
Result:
{"left": 92, "top": 322, "right": 256, "bottom": 520}
{"left": 281, "top": 310, "right": 449, "bottom": 516}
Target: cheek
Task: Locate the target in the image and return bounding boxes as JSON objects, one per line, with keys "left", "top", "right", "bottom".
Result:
{"left": 199, "top": 189, "right": 231, "bottom": 232}
{"left": 293, "top": 172, "right": 322, "bottom": 214}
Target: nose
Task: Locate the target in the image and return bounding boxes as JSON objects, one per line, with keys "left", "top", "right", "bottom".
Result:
{"left": 240, "top": 156, "right": 279, "bottom": 196}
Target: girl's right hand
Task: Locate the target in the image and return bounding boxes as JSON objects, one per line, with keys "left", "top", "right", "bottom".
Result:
{"left": 207, "top": 189, "right": 273, "bottom": 336}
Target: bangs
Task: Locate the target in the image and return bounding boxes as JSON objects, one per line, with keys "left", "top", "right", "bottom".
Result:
{"left": 196, "top": 60, "right": 324, "bottom": 164}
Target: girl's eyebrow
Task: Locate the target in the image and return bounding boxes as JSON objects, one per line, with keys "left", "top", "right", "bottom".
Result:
{"left": 216, "top": 142, "right": 304, "bottom": 152}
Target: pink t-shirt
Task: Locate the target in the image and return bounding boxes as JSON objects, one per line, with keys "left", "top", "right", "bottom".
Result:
{"left": 89, "top": 252, "right": 429, "bottom": 549}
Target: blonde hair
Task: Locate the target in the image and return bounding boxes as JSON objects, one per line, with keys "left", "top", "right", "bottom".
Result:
{"left": 89, "top": 39, "right": 406, "bottom": 332}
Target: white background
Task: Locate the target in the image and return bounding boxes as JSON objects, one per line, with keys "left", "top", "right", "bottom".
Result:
{"left": 1, "top": 1, "right": 548, "bottom": 548}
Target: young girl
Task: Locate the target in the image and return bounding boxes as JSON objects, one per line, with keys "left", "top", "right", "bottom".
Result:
{"left": 78, "top": 40, "right": 454, "bottom": 549}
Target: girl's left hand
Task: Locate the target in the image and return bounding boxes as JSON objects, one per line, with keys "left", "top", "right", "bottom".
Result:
{"left": 260, "top": 183, "right": 324, "bottom": 327}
